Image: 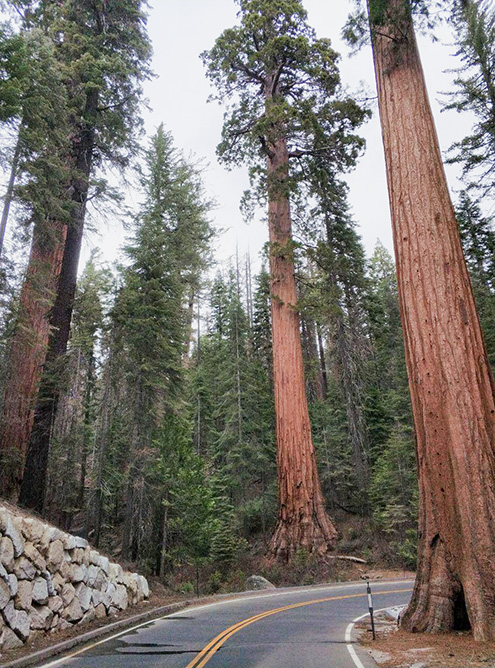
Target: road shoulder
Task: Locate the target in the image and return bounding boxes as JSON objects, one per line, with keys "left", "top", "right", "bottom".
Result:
{"left": 358, "top": 610, "right": 495, "bottom": 667}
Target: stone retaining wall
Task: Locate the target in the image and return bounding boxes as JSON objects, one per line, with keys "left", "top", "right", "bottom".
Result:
{"left": 0, "top": 505, "right": 149, "bottom": 654}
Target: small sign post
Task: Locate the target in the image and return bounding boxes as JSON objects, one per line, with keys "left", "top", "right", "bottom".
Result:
{"left": 367, "top": 580, "right": 376, "bottom": 640}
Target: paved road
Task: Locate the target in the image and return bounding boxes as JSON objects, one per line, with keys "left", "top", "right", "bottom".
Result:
{"left": 40, "top": 580, "right": 413, "bottom": 668}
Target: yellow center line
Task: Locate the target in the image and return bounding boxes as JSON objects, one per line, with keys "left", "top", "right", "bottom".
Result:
{"left": 185, "top": 587, "right": 413, "bottom": 668}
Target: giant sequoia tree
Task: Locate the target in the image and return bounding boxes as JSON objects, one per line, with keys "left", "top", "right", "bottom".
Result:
{"left": 17, "top": 0, "right": 152, "bottom": 512}
{"left": 366, "top": 0, "right": 495, "bottom": 641}
{"left": 203, "top": 0, "right": 367, "bottom": 559}
{"left": 0, "top": 15, "right": 72, "bottom": 501}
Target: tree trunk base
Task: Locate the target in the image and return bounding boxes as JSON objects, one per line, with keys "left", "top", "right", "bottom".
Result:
{"left": 400, "top": 536, "right": 495, "bottom": 641}
{"left": 268, "top": 510, "right": 337, "bottom": 562}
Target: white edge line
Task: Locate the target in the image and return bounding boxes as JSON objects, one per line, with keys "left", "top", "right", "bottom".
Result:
{"left": 39, "top": 580, "right": 413, "bottom": 668}
{"left": 345, "top": 603, "right": 408, "bottom": 668}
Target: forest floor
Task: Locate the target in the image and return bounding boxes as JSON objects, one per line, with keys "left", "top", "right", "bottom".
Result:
{"left": 360, "top": 613, "right": 495, "bottom": 667}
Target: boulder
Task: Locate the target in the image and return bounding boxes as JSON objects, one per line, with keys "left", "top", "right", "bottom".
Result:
{"left": 61, "top": 583, "right": 75, "bottom": 607}
{"left": 74, "top": 537, "right": 89, "bottom": 550}
{"left": 82, "top": 608, "right": 96, "bottom": 624}
{"left": 246, "top": 575, "right": 276, "bottom": 591}
{"left": 101, "top": 582, "right": 116, "bottom": 610}
{"left": 21, "top": 518, "right": 44, "bottom": 544}
{"left": 48, "top": 596, "right": 63, "bottom": 614}
{"left": 123, "top": 573, "right": 138, "bottom": 604}
{"left": 0, "top": 578, "right": 10, "bottom": 610}
{"left": 39, "top": 526, "right": 62, "bottom": 552}
{"left": 71, "top": 548, "right": 85, "bottom": 565}
{"left": 0, "top": 511, "right": 24, "bottom": 557}
{"left": 94, "top": 603, "right": 107, "bottom": 619}
{"left": 94, "top": 570, "right": 107, "bottom": 591}
{"left": 32, "top": 577, "right": 49, "bottom": 605}
{"left": 8, "top": 574, "right": 18, "bottom": 597}
{"left": 29, "top": 605, "right": 54, "bottom": 631}
{"left": 75, "top": 583, "right": 92, "bottom": 612}
{"left": 89, "top": 551, "right": 100, "bottom": 566}
{"left": 13, "top": 557, "right": 36, "bottom": 581}
{"left": 70, "top": 564, "right": 85, "bottom": 584}
{"left": 43, "top": 571, "right": 56, "bottom": 596}
{"left": 15, "top": 580, "right": 33, "bottom": 611}
{"left": 56, "top": 618, "right": 73, "bottom": 632}
{"left": 58, "top": 560, "right": 71, "bottom": 581}
{"left": 3, "top": 601, "right": 30, "bottom": 640}
{"left": 46, "top": 541, "right": 64, "bottom": 570}
{"left": 86, "top": 564, "right": 99, "bottom": 587}
{"left": 108, "top": 563, "right": 123, "bottom": 583}
{"left": 61, "top": 596, "right": 83, "bottom": 623}
{"left": 0, "top": 537, "right": 14, "bottom": 570}
{"left": 98, "top": 556, "right": 110, "bottom": 575}
{"left": 24, "top": 543, "right": 46, "bottom": 572}
{"left": 112, "top": 585, "right": 128, "bottom": 611}
{"left": 91, "top": 588, "right": 102, "bottom": 607}
{"left": 63, "top": 535, "right": 77, "bottom": 551}
{"left": 138, "top": 575, "right": 149, "bottom": 599}
{"left": 0, "top": 626, "right": 24, "bottom": 651}
{"left": 51, "top": 572, "right": 64, "bottom": 593}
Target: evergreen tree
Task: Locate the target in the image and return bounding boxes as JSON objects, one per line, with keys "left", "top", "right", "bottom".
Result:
{"left": 194, "top": 267, "right": 277, "bottom": 543}
{"left": 19, "top": 0, "right": 153, "bottom": 511}
{"left": 447, "top": 0, "right": 495, "bottom": 199}
{"left": 44, "top": 254, "right": 111, "bottom": 532}
{"left": 0, "top": 12, "right": 71, "bottom": 501}
{"left": 365, "top": 241, "right": 411, "bottom": 460}
{"left": 456, "top": 192, "right": 495, "bottom": 366}
{"left": 301, "top": 179, "right": 371, "bottom": 499}
{"left": 92, "top": 127, "right": 213, "bottom": 569}
{"left": 365, "top": 242, "right": 416, "bottom": 564}
{"left": 203, "top": 0, "right": 368, "bottom": 560}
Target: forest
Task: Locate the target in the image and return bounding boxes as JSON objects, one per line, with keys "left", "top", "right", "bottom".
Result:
{"left": 0, "top": 0, "right": 495, "bottom": 647}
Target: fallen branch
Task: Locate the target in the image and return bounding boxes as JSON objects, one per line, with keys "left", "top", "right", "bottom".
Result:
{"left": 325, "top": 555, "right": 367, "bottom": 565}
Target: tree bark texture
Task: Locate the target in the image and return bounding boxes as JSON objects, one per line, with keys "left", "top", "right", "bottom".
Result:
{"left": 370, "top": 0, "right": 495, "bottom": 640}
{"left": 20, "top": 89, "right": 98, "bottom": 513}
{"left": 267, "top": 134, "right": 337, "bottom": 561}
{"left": 0, "top": 219, "right": 66, "bottom": 501}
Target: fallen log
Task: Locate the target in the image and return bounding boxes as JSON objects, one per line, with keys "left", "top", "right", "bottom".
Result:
{"left": 325, "top": 555, "right": 367, "bottom": 564}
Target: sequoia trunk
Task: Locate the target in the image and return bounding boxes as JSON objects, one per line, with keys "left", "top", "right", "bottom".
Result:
{"left": 267, "top": 134, "right": 337, "bottom": 560}
{"left": 20, "top": 89, "right": 98, "bottom": 512}
{"left": 369, "top": 0, "right": 495, "bottom": 640}
{"left": 0, "top": 220, "right": 66, "bottom": 501}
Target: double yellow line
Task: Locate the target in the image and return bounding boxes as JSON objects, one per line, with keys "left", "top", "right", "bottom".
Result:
{"left": 186, "top": 587, "right": 412, "bottom": 668}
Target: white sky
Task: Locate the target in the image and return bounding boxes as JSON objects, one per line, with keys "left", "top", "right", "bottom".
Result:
{"left": 83, "top": 0, "right": 473, "bottom": 273}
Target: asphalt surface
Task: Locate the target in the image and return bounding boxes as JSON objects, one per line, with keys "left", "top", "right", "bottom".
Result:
{"left": 39, "top": 579, "right": 413, "bottom": 668}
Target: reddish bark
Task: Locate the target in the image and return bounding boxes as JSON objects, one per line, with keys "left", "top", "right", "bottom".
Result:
{"left": 267, "top": 134, "right": 337, "bottom": 561}
{"left": 20, "top": 88, "right": 98, "bottom": 513}
{"left": 369, "top": 0, "right": 495, "bottom": 641}
{"left": 0, "top": 220, "right": 66, "bottom": 501}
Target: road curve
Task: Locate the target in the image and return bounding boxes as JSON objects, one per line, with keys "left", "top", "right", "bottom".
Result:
{"left": 39, "top": 579, "right": 413, "bottom": 668}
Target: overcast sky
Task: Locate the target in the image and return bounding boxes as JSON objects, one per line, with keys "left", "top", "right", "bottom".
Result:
{"left": 83, "top": 0, "right": 473, "bottom": 273}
